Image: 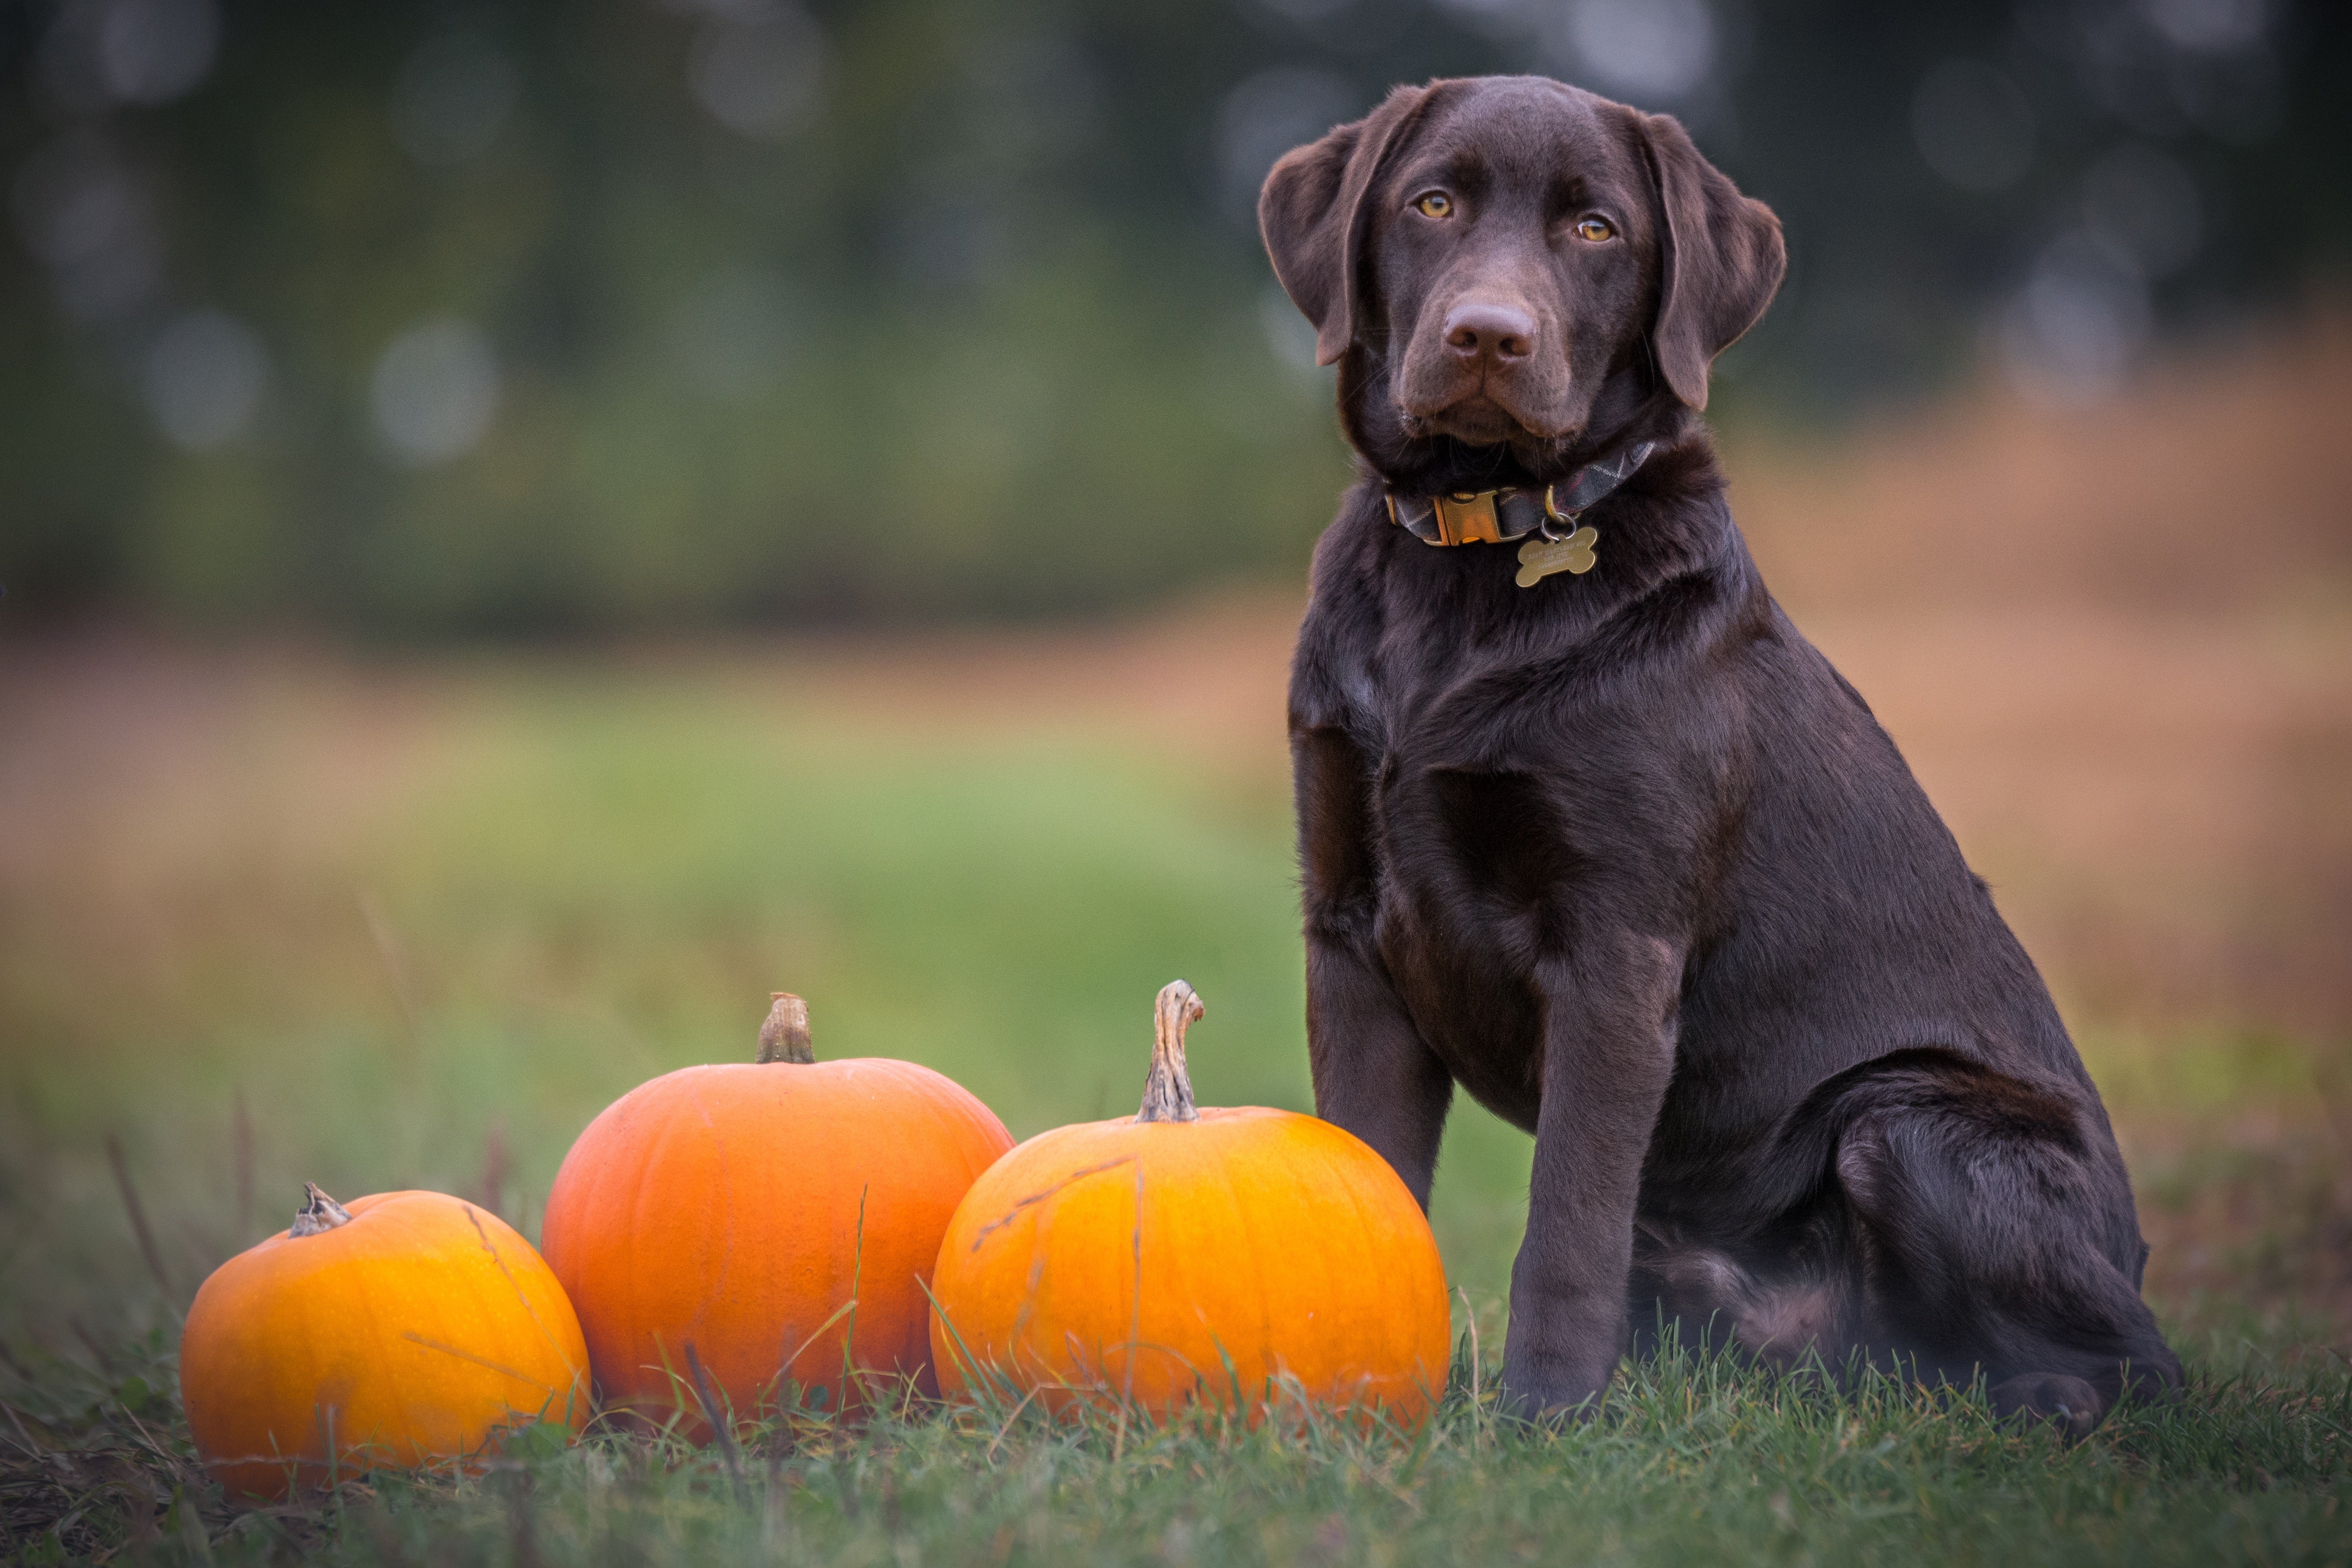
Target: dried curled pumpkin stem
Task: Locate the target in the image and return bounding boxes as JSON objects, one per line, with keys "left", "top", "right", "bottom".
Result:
{"left": 1136, "top": 980, "right": 1204, "bottom": 1124}
{"left": 757, "top": 992, "right": 815, "bottom": 1065}
{"left": 288, "top": 1182, "right": 352, "bottom": 1238}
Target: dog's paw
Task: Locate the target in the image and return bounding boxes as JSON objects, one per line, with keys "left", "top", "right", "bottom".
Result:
{"left": 1492, "top": 1363, "right": 1608, "bottom": 1428}
{"left": 1990, "top": 1372, "right": 2106, "bottom": 1443}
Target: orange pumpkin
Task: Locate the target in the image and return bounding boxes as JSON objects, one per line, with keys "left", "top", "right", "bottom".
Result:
{"left": 180, "top": 1185, "right": 590, "bottom": 1499}
{"left": 540, "top": 993, "right": 1013, "bottom": 1433}
{"left": 930, "top": 982, "right": 1452, "bottom": 1426}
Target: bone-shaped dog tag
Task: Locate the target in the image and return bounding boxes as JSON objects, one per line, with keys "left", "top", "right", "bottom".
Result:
{"left": 1515, "top": 526, "right": 1598, "bottom": 587}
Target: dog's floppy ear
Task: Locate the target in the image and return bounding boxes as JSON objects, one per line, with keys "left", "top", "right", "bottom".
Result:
{"left": 1637, "top": 111, "right": 1786, "bottom": 411}
{"left": 1259, "top": 84, "right": 1434, "bottom": 368}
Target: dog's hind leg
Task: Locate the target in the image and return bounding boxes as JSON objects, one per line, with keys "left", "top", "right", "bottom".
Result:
{"left": 1824, "top": 1052, "right": 2181, "bottom": 1437}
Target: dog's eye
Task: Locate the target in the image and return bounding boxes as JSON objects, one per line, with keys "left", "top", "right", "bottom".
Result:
{"left": 1575, "top": 216, "right": 1616, "bottom": 243}
{"left": 1413, "top": 192, "right": 1454, "bottom": 220}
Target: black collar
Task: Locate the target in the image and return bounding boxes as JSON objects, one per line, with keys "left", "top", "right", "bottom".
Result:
{"left": 1384, "top": 441, "right": 1657, "bottom": 547}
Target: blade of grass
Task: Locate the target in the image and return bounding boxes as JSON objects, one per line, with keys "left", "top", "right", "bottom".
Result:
{"left": 103, "top": 1135, "right": 172, "bottom": 1301}
{"left": 683, "top": 1341, "right": 745, "bottom": 1498}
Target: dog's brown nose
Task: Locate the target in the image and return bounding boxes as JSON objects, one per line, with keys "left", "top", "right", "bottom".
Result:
{"left": 1443, "top": 301, "right": 1536, "bottom": 364}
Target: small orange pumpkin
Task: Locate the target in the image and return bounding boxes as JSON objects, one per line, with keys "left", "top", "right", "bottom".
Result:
{"left": 540, "top": 993, "right": 1013, "bottom": 1432}
{"left": 180, "top": 1185, "right": 590, "bottom": 1499}
{"left": 930, "top": 982, "right": 1452, "bottom": 1425}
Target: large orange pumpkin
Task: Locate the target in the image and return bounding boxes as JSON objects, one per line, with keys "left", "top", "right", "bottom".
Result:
{"left": 540, "top": 993, "right": 1013, "bottom": 1432}
{"left": 930, "top": 982, "right": 1453, "bottom": 1426}
{"left": 180, "top": 1185, "right": 590, "bottom": 1499}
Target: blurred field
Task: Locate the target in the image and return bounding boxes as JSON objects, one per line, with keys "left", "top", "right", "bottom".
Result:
{"left": 4, "top": 320, "right": 2351, "bottom": 1374}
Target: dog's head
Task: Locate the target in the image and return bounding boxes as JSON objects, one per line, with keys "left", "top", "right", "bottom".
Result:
{"left": 1259, "top": 76, "right": 1784, "bottom": 492}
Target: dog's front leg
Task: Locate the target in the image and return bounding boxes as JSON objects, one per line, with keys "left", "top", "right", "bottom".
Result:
{"left": 1500, "top": 933, "right": 1682, "bottom": 1417}
{"left": 1305, "top": 935, "right": 1453, "bottom": 1210}
{"left": 1295, "top": 723, "right": 1453, "bottom": 1209}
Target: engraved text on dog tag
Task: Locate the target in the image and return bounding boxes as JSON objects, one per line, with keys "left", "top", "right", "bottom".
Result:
{"left": 1515, "top": 526, "right": 1598, "bottom": 587}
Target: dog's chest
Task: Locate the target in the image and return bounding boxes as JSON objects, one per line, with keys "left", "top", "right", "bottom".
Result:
{"left": 1348, "top": 673, "right": 1576, "bottom": 1121}
{"left": 1316, "top": 582, "right": 1704, "bottom": 1110}
{"left": 1373, "top": 796, "right": 1555, "bottom": 1126}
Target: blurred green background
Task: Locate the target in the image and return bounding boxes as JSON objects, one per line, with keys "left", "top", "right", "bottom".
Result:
{"left": 3, "top": 0, "right": 2346, "bottom": 635}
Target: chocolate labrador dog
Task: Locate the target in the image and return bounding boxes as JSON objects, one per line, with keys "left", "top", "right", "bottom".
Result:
{"left": 1259, "top": 76, "right": 2180, "bottom": 1431}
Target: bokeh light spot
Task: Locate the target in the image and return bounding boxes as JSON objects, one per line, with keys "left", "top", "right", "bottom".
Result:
{"left": 369, "top": 317, "right": 501, "bottom": 467}
{"left": 143, "top": 309, "right": 269, "bottom": 450}
{"left": 2142, "top": 0, "right": 2270, "bottom": 54}
{"left": 1557, "top": 0, "right": 1716, "bottom": 104}
{"left": 687, "top": 3, "right": 825, "bottom": 142}
{"left": 98, "top": 0, "right": 220, "bottom": 104}
{"left": 38, "top": 0, "right": 219, "bottom": 111}
{"left": 1995, "top": 229, "right": 2151, "bottom": 406}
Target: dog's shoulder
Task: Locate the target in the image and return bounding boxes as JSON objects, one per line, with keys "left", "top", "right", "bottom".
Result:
{"left": 1289, "top": 485, "right": 1397, "bottom": 730}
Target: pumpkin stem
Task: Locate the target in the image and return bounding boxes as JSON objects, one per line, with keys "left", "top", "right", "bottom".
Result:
{"left": 288, "top": 1182, "right": 352, "bottom": 1238}
{"left": 1135, "top": 980, "right": 1204, "bottom": 1124}
{"left": 757, "top": 992, "right": 815, "bottom": 1064}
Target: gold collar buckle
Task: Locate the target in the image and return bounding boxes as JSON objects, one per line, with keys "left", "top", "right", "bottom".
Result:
{"left": 1430, "top": 489, "right": 1507, "bottom": 546}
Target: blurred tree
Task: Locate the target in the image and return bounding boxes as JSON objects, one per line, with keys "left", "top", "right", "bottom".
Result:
{"left": 0, "top": 0, "right": 2344, "bottom": 634}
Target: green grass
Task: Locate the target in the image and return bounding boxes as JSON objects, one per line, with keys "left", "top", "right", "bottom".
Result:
{"left": 6, "top": 1323, "right": 2346, "bottom": 1566}
{"left": 2, "top": 654, "right": 2346, "bottom": 1563}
